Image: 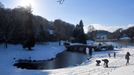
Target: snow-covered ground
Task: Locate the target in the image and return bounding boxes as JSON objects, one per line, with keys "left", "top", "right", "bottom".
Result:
{"left": 0, "top": 42, "right": 65, "bottom": 75}
{"left": 47, "top": 46, "right": 134, "bottom": 75}
{"left": 0, "top": 42, "right": 134, "bottom": 75}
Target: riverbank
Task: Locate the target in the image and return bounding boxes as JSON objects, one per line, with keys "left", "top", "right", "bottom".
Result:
{"left": 0, "top": 42, "right": 65, "bottom": 75}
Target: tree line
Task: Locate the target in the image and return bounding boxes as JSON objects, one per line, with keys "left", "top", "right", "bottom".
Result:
{"left": 0, "top": 2, "right": 87, "bottom": 49}
{"left": 108, "top": 26, "right": 134, "bottom": 42}
{"left": 86, "top": 25, "right": 134, "bottom": 42}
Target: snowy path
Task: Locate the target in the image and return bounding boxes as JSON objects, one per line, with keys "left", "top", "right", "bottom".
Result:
{"left": 47, "top": 47, "right": 134, "bottom": 75}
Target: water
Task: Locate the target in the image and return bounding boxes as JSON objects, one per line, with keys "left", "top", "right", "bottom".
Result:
{"left": 14, "top": 51, "right": 88, "bottom": 70}
{"left": 40, "top": 51, "right": 87, "bottom": 69}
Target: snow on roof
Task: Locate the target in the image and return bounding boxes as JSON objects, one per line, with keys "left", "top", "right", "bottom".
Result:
{"left": 120, "top": 37, "right": 131, "bottom": 40}
{"left": 69, "top": 40, "right": 95, "bottom": 46}
{"left": 69, "top": 43, "right": 86, "bottom": 46}
{"left": 87, "top": 40, "right": 95, "bottom": 46}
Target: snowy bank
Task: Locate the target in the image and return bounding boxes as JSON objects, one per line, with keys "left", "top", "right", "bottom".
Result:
{"left": 0, "top": 42, "right": 65, "bottom": 60}
{"left": 0, "top": 42, "right": 65, "bottom": 75}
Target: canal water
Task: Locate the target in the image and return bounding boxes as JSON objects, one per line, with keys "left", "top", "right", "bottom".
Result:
{"left": 39, "top": 51, "right": 87, "bottom": 69}
{"left": 14, "top": 51, "right": 88, "bottom": 70}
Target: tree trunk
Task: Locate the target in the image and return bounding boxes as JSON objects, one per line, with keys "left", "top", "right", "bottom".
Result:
{"left": 5, "top": 41, "right": 7, "bottom": 48}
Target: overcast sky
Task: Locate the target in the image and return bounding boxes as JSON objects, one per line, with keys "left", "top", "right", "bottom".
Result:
{"left": 1, "top": 0, "right": 134, "bottom": 32}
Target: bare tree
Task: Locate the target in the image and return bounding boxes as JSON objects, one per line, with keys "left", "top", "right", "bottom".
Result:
{"left": 0, "top": 2, "right": 4, "bottom": 8}
{"left": 88, "top": 25, "right": 95, "bottom": 33}
{"left": 87, "top": 25, "right": 96, "bottom": 40}
{"left": 57, "top": 0, "right": 65, "bottom": 4}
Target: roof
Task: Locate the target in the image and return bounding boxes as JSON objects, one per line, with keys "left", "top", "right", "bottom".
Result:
{"left": 120, "top": 37, "right": 131, "bottom": 40}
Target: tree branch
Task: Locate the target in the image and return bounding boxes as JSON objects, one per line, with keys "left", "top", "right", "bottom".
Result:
{"left": 57, "top": 0, "right": 64, "bottom": 4}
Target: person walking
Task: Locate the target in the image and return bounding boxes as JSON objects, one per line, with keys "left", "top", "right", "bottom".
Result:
{"left": 114, "top": 52, "right": 116, "bottom": 58}
{"left": 125, "top": 52, "right": 131, "bottom": 65}
{"left": 108, "top": 53, "right": 111, "bottom": 58}
{"left": 88, "top": 47, "right": 93, "bottom": 58}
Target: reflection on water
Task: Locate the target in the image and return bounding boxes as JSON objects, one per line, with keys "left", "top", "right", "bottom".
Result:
{"left": 40, "top": 51, "right": 87, "bottom": 69}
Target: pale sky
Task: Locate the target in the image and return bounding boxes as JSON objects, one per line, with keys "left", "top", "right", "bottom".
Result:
{"left": 1, "top": 0, "right": 134, "bottom": 32}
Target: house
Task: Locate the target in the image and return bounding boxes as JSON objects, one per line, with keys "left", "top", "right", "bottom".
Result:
{"left": 95, "top": 30, "right": 111, "bottom": 41}
{"left": 120, "top": 34, "right": 131, "bottom": 41}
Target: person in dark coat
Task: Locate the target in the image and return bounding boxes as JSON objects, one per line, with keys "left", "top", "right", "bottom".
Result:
{"left": 102, "top": 59, "right": 109, "bottom": 68}
{"left": 125, "top": 52, "right": 131, "bottom": 65}
{"left": 96, "top": 60, "right": 101, "bottom": 66}
{"left": 89, "top": 47, "right": 93, "bottom": 57}
{"left": 108, "top": 53, "right": 111, "bottom": 58}
{"left": 114, "top": 52, "right": 116, "bottom": 58}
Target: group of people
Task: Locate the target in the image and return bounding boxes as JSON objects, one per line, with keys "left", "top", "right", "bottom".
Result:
{"left": 96, "top": 59, "right": 109, "bottom": 68}
{"left": 85, "top": 46, "right": 131, "bottom": 67}
{"left": 108, "top": 52, "right": 116, "bottom": 58}
{"left": 95, "top": 51, "right": 131, "bottom": 68}
{"left": 109, "top": 51, "right": 131, "bottom": 65}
